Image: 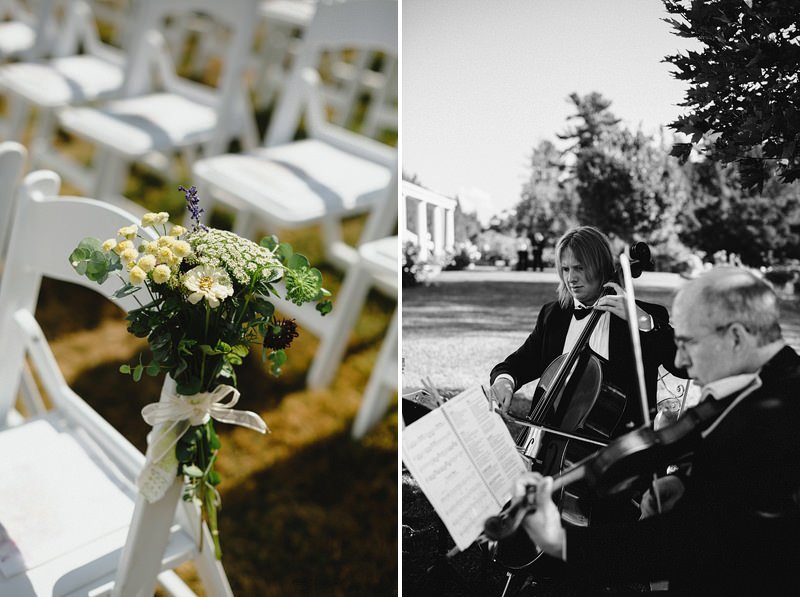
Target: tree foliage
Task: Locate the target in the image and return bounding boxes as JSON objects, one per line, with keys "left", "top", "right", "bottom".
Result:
{"left": 663, "top": 0, "right": 800, "bottom": 190}
{"left": 557, "top": 92, "right": 621, "bottom": 151}
{"left": 677, "top": 159, "right": 800, "bottom": 263}
{"left": 516, "top": 140, "right": 578, "bottom": 239}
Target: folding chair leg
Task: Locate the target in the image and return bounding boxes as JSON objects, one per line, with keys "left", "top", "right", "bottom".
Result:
{"left": 352, "top": 309, "right": 397, "bottom": 438}
{"left": 307, "top": 264, "right": 371, "bottom": 389}
{"left": 29, "top": 108, "right": 56, "bottom": 167}
{"left": 191, "top": 525, "right": 234, "bottom": 597}
{"left": 4, "top": 94, "right": 31, "bottom": 141}
{"left": 112, "top": 480, "right": 184, "bottom": 597}
{"left": 93, "top": 151, "right": 127, "bottom": 204}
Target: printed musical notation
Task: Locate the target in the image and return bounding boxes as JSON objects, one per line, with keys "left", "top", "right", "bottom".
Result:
{"left": 402, "top": 386, "right": 526, "bottom": 551}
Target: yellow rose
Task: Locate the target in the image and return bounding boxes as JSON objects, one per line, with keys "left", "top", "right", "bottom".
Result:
{"left": 102, "top": 238, "right": 117, "bottom": 252}
{"left": 121, "top": 247, "right": 139, "bottom": 266}
{"left": 118, "top": 224, "right": 138, "bottom": 239}
{"left": 170, "top": 225, "right": 186, "bottom": 237}
{"left": 157, "top": 247, "right": 173, "bottom": 262}
{"left": 114, "top": 239, "right": 134, "bottom": 255}
{"left": 129, "top": 265, "right": 146, "bottom": 285}
{"left": 137, "top": 254, "right": 157, "bottom": 272}
{"left": 173, "top": 240, "right": 191, "bottom": 258}
{"left": 152, "top": 264, "right": 171, "bottom": 284}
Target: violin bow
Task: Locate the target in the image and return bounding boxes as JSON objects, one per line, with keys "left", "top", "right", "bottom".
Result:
{"left": 619, "top": 252, "right": 663, "bottom": 514}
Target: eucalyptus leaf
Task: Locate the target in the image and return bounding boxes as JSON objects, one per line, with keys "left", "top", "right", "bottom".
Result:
{"left": 287, "top": 253, "right": 310, "bottom": 270}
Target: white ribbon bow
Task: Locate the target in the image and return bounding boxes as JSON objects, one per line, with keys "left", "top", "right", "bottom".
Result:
{"left": 136, "top": 382, "right": 268, "bottom": 503}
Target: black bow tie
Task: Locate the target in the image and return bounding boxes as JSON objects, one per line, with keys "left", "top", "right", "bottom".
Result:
{"left": 574, "top": 307, "right": 593, "bottom": 320}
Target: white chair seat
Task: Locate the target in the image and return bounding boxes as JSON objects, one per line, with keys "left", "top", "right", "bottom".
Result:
{"left": 0, "top": 417, "right": 196, "bottom": 596}
{"left": 360, "top": 235, "right": 397, "bottom": 277}
{"left": 259, "top": 0, "right": 315, "bottom": 27}
{"left": 0, "top": 54, "right": 125, "bottom": 107}
{"left": 59, "top": 93, "right": 219, "bottom": 157}
{"left": 194, "top": 138, "right": 392, "bottom": 227}
{"left": 0, "top": 22, "right": 35, "bottom": 58}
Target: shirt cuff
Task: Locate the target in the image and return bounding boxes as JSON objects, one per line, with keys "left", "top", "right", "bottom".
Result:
{"left": 495, "top": 373, "right": 515, "bottom": 388}
{"left": 638, "top": 313, "right": 654, "bottom": 332}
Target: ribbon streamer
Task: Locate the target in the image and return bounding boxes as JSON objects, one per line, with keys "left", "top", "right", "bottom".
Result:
{"left": 137, "top": 380, "right": 268, "bottom": 503}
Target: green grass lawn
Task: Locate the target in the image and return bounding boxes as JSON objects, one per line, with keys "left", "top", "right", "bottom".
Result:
{"left": 402, "top": 270, "right": 800, "bottom": 396}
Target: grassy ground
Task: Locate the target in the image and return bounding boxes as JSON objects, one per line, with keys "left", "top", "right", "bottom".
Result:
{"left": 401, "top": 268, "right": 800, "bottom": 596}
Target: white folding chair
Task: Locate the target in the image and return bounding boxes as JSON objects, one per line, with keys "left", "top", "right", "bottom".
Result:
{"left": 53, "top": 0, "right": 260, "bottom": 207}
{"left": 0, "top": 0, "right": 58, "bottom": 63}
{"left": 193, "top": 0, "right": 398, "bottom": 269}
{"left": 0, "top": 0, "right": 128, "bottom": 156}
{"left": 0, "top": 140, "right": 26, "bottom": 265}
{"left": 351, "top": 235, "right": 397, "bottom": 438}
{"left": 0, "top": 170, "right": 232, "bottom": 596}
{"left": 250, "top": 0, "right": 316, "bottom": 111}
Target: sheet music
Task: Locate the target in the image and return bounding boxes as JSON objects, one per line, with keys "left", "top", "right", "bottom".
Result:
{"left": 402, "top": 386, "right": 526, "bottom": 551}
{"left": 440, "top": 386, "right": 526, "bottom": 505}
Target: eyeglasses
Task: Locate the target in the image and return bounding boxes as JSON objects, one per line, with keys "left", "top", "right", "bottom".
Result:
{"left": 674, "top": 322, "right": 738, "bottom": 352}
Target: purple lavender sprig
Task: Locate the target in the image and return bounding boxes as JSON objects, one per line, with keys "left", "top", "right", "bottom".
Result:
{"left": 179, "top": 185, "right": 207, "bottom": 232}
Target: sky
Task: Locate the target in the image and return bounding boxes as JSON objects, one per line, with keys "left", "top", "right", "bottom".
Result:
{"left": 402, "top": 0, "right": 701, "bottom": 224}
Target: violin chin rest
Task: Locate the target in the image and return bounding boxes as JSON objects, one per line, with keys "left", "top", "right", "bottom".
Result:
{"left": 483, "top": 515, "right": 508, "bottom": 540}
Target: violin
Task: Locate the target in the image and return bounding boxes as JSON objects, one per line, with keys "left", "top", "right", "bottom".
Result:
{"left": 495, "top": 244, "right": 652, "bottom": 570}
{"left": 484, "top": 394, "right": 732, "bottom": 541}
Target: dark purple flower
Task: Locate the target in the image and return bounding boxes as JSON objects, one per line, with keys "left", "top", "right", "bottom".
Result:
{"left": 263, "top": 318, "right": 299, "bottom": 350}
{"left": 179, "top": 185, "right": 207, "bottom": 231}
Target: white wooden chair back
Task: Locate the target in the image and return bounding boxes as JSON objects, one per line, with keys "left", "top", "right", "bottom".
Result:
{"left": 53, "top": 0, "right": 261, "bottom": 203}
{"left": 265, "top": 0, "right": 398, "bottom": 147}
{"left": 0, "top": 0, "right": 129, "bottom": 172}
{"left": 0, "top": 141, "right": 26, "bottom": 266}
{"left": 0, "top": 0, "right": 60, "bottom": 61}
{"left": 0, "top": 170, "right": 232, "bottom": 596}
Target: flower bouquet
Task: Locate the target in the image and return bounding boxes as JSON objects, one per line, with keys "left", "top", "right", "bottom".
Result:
{"left": 69, "top": 186, "right": 331, "bottom": 558}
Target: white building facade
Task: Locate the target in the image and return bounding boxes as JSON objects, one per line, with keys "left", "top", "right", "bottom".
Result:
{"left": 402, "top": 181, "right": 457, "bottom": 261}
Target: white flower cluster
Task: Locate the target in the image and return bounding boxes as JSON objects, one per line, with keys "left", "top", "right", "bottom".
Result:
{"left": 102, "top": 212, "right": 191, "bottom": 287}
{"left": 187, "top": 228, "right": 281, "bottom": 288}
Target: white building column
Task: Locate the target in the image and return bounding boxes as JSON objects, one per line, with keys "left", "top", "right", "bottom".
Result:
{"left": 415, "top": 198, "right": 429, "bottom": 260}
{"left": 445, "top": 208, "right": 455, "bottom": 252}
{"left": 432, "top": 205, "right": 445, "bottom": 258}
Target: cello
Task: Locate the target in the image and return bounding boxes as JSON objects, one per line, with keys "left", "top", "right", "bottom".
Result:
{"left": 494, "top": 243, "right": 653, "bottom": 570}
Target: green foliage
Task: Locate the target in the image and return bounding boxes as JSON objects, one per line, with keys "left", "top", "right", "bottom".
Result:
{"left": 69, "top": 196, "right": 334, "bottom": 561}
{"left": 516, "top": 140, "right": 578, "bottom": 239}
{"left": 575, "top": 128, "right": 686, "bottom": 247}
{"left": 68, "top": 238, "right": 121, "bottom": 284}
{"left": 558, "top": 92, "right": 622, "bottom": 151}
{"left": 677, "top": 159, "right": 800, "bottom": 264}
{"left": 662, "top": 0, "right": 800, "bottom": 190}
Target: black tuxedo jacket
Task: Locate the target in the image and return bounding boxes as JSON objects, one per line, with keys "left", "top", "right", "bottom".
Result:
{"left": 565, "top": 346, "right": 800, "bottom": 595}
{"left": 490, "top": 299, "right": 685, "bottom": 432}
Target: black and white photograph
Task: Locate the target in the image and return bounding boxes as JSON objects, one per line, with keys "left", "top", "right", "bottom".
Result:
{"left": 402, "top": 1, "right": 800, "bottom": 596}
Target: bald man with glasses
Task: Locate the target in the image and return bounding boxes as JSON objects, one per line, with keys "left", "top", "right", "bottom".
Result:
{"left": 511, "top": 266, "right": 800, "bottom": 596}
